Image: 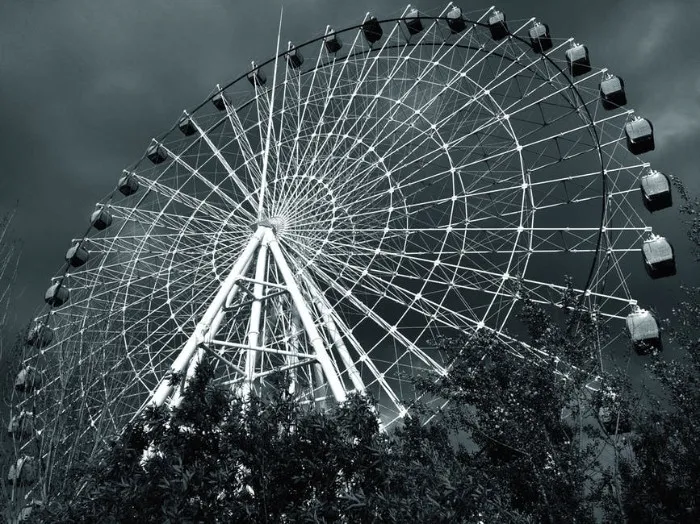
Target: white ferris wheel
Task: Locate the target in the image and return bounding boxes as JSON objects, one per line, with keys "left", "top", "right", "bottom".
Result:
{"left": 9, "top": 4, "right": 677, "bottom": 498}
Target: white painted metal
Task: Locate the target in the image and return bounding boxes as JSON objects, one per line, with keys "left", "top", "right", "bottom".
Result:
{"left": 242, "top": 240, "right": 270, "bottom": 399}
{"left": 13, "top": 6, "right": 664, "bottom": 499}
{"left": 287, "top": 312, "right": 302, "bottom": 395}
{"left": 266, "top": 230, "right": 347, "bottom": 403}
{"left": 151, "top": 227, "right": 265, "bottom": 407}
{"left": 303, "top": 274, "right": 365, "bottom": 394}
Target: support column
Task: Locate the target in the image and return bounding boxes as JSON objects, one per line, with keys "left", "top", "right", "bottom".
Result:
{"left": 242, "top": 240, "right": 270, "bottom": 399}
{"left": 286, "top": 312, "right": 301, "bottom": 396}
{"left": 315, "top": 298, "right": 365, "bottom": 395}
{"left": 303, "top": 274, "right": 366, "bottom": 395}
{"left": 150, "top": 227, "right": 265, "bottom": 408}
{"left": 313, "top": 363, "right": 327, "bottom": 409}
{"left": 266, "top": 230, "right": 347, "bottom": 403}
{"left": 170, "top": 259, "right": 254, "bottom": 410}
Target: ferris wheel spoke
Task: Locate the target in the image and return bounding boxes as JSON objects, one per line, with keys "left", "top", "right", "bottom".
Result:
{"left": 54, "top": 244, "right": 227, "bottom": 339}
{"left": 288, "top": 30, "right": 373, "bottom": 203}
{"left": 312, "top": 225, "right": 644, "bottom": 255}
{"left": 343, "top": 7, "right": 499, "bottom": 142}
{"left": 309, "top": 264, "right": 447, "bottom": 377}
{"left": 329, "top": 253, "right": 617, "bottom": 349}
{"left": 311, "top": 259, "right": 494, "bottom": 358}
{"left": 278, "top": 44, "right": 334, "bottom": 186}
{"left": 45, "top": 270, "right": 233, "bottom": 418}
{"left": 216, "top": 90, "right": 263, "bottom": 187}
{"left": 14, "top": 11, "right": 666, "bottom": 495}
{"left": 451, "top": 109, "right": 631, "bottom": 174}
{"left": 312, "top": 241, "right": 508, "bottom": 317}
{"left": 300, "top": 272, "right": 405, "bottom": 416}
{"left": 328, "top": 45, "right": 540, "bottom": 180}
{"left": 313, "top": 236, "right": 633, "bottom": 318}
{"left": 292, "top": 12, "right": 490, "bottom": 203}
{"left": 159, "top": 143, "right": 257, "bottom": 222}
{"left": 178, "top": 113, "right": 258, "bottom": 213}
{"left": 270, "top": 62, "right": 300, "bottom": 193}
{"left": 588, "top": 252, "right": 635, "bottom": 307}
{"left": 108, "top": 205, "right": 223, "bottom": 235}
{"left": 135, "top": 175, "right": 231, "bottom": 222}
{"left": 82, "top": 229, "right": 219, "bottom": 252}
{"left": 367, "top": 62, "right": 601, "bottom": 184}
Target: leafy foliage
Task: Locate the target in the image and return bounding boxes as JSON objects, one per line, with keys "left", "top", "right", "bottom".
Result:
{"left": 614, "top": 179, "right": 700, "bottom": 522}
{"left": 31, "top": 354, "right": 530, "bottom": 523}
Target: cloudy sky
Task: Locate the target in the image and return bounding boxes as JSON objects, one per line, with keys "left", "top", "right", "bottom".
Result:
{"left": 0, "top": 0, "right": 698, "bottom": 333}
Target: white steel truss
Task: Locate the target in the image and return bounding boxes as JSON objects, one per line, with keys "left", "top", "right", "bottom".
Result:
{"left": 154, "top": 225, "right": 361, "bottom": 412}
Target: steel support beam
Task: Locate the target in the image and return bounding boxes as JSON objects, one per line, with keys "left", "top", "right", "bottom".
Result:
{"left": 150, "top": 227, "right": 265, "bottom": 407}
{"left": 265, "top": 230, "right": 347, "bottom": 403}
{"left": 242, "top": 241, "right": 270, "bottom": 399}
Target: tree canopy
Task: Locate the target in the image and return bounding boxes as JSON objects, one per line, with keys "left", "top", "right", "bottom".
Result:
{"left": 18, "top": 295, "right": 700, "bottom": 523}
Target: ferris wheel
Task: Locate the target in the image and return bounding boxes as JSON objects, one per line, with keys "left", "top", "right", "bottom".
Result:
{"left": 8, "top": 4, "right": 677, "bottom": 499}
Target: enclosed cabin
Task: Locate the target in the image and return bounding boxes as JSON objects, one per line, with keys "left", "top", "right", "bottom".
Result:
{"left": 642, "top": 235, "right": 676, "bottom": 279}
{"left": 324, "top": 27, "right": 343, "bottom": 54}
{"left": 640, "top": 169, "right": 672, "bottom": 212}
{"left": 529, "top": 22, "right": 552, "bottom": 53}
{"left": 14, "top": 366, "right": 40, "bottom": 393}
{"left": 247, "top": 62, "right": 267, "bottom": 87}
{"left": 625, "top": 117, "right": 655, "bottom": 155}
{"left": 558, "top": 397, "right": 581, "bottom": 434}
{"left": 17, "top": 501, "right": 43, "bottom": 523}
{"left": 7, "top": 410, "right": 34, "bottom": 438}
{"left": 404, "top": 8, "right": 423, "bottom": 35}
{"left": 598, "top": 391, "right": 632, "bottom": 434}
{"left": 599, "top": 74, "right": 627, "bottom": 110}
{"left": 488, "top": 10, "right": 509, "bottom": 41}
{"left": 146, "top": 142, "right": 168, "bottom": 164}
{"left": 286, "top": 43, "right": 304, "bottom": 69}
{"left": 118, "top": 170, "right": 139, "bottom": 196}
{"left": 178, "top": 114, "right": 197, "bottom": 136}
{"left": 446, "top": 6, "right": 466, "bottom": 33}
{"left": 7, "top": 456, "right": 38, "bottom": 486}
{"left": 65, "top": 242, "right": 89, "bottom": 268}
{"left": 44, "top": 282, "right": 69, "bottom": 308}
{"left": 626, "top": 309, "right": 661, "bottom": 354}
{"left": 362, "top": 15, "right": 383, "bottom": 44}
{"left": 212, "top": 90, "right": 230, "bottom": 111}
{"left": 17, "top": 504, "right": 36, "bottom": 523}
{"left": 26, "top": 322, "right": 52, "bottom": 348}
{"left": 90, "top": 206, "right": 112, "bottom": 231}
{"left": 565, "top": 43, "right": 591, "bottom": 77}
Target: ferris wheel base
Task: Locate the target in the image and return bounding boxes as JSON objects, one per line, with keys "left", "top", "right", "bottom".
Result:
{"left": 148, "top": 225, "right": 365, "bottom": 416}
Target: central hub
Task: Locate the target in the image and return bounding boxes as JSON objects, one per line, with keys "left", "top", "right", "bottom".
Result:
{"left": 250, "top": 216, "right": 288, "bottom": 237}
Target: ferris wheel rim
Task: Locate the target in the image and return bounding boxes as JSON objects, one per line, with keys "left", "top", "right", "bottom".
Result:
{"left": 25, "top": 12, "right": 626, "bottom": 405}
{"left": 10, "top": 7, "right": 666, "bottom": 500}
{"left": 38, "top": 20, "right": 612, "bottom": 329}
{"left": 27, "top": 17, "right": 627, "bottom": 381}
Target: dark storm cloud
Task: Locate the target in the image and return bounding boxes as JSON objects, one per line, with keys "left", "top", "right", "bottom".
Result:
{"left": 0, "top": 0, "right": 698, "bottom": 330}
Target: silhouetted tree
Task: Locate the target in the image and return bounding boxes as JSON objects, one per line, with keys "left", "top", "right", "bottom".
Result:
{"left": 615, "top": 181, "right": 700, "bottom": 522}
{"left": 31, "top": 359, "right": 527, "bottom": 523}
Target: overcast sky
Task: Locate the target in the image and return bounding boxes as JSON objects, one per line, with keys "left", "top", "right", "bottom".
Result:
{"left": 0, "top": 0, "right": 698, "bottom": 333}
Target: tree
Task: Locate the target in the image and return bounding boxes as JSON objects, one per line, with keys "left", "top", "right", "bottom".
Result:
{"left": 27, "top": 295, "right": 636, "bottom": 523}
{"left": 615, "top": 180, "right": 700, "bottom": 522}
{"left": 415, "top": 301, "right": 609, "bottom": 524}
{"left": 0, "top": 212, "right": 26, "bottom": 523}
{"left": 31, "top": 360, "right": 524, "bottom": 523}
